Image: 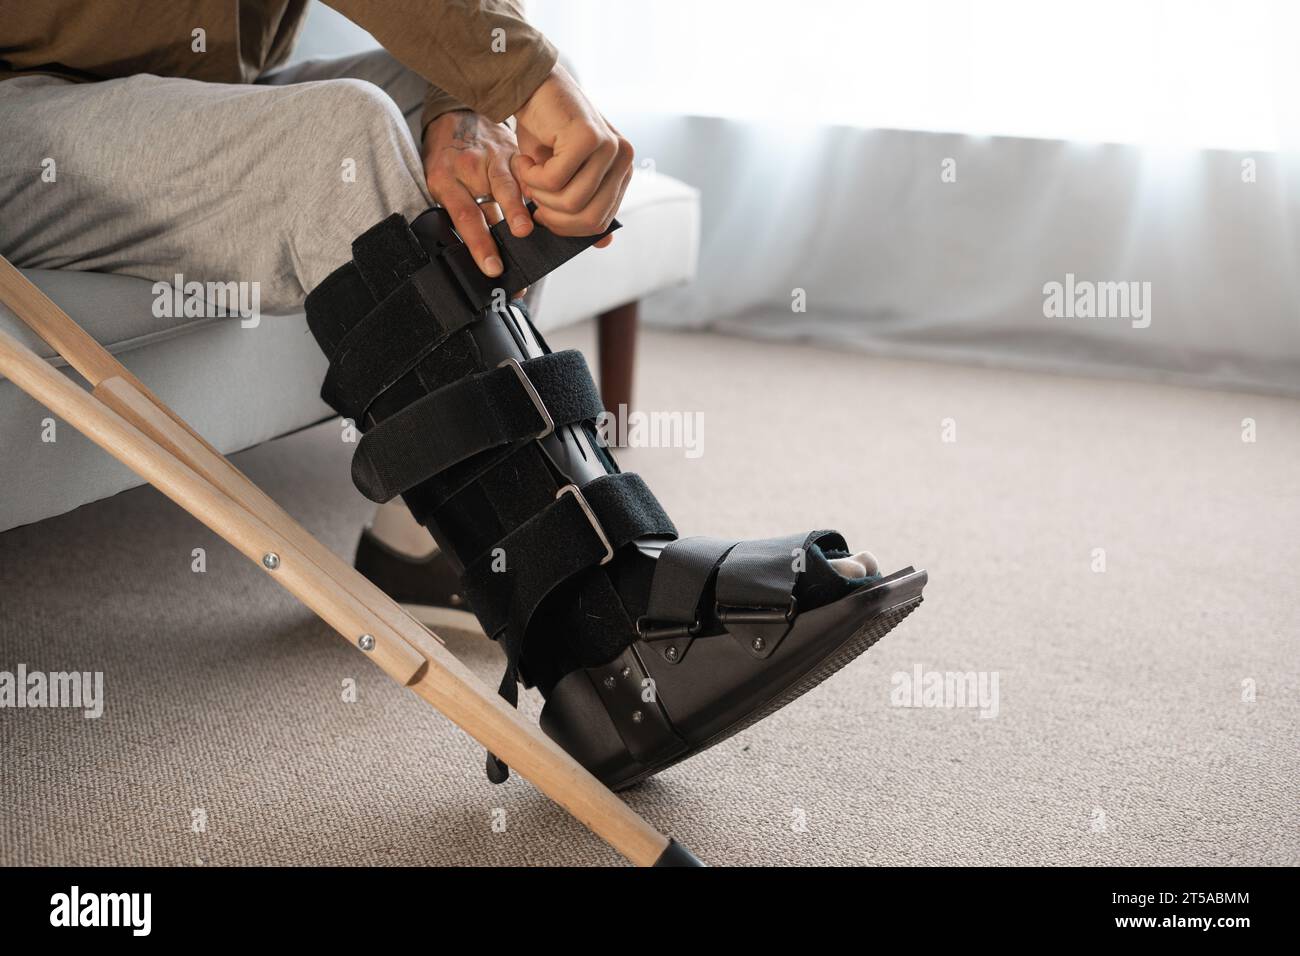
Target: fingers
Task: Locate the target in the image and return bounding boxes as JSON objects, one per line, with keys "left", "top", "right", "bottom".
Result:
{"left": 516, "top": 121, "right": 600, "bottom": 194}
{"left": 488, "top": 155, "right": 532, "bottom": 238}
{"left": 511, "top": 125, "right": 546, "bottom": 174}
{"left": 423, "top": 111, "right": 533, "bottom": 275}
{"left": 533, "top": 151, "right": 632, "bottom": 238}
{"left": 517, "top": 117, "right": 629, "bottom": 205}
{"left": 437, "top": 180, "right": 504, "bottom": 278}
{"left": 513, "top": 69, "right": 635, "bottom": 239}
{"left": 523, "top": 136, "right": 617, "bottom": 214}
{"left": 533, "top": 133, "right": 634, "bottom": 238}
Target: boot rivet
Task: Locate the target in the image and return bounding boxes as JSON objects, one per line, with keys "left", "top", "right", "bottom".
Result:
{"left": 665, "top": 646, "right": 679, "bottom": 662}
{"left": 262, "top": 552, "right": 280, "bottom": 570}
{"left": 631, "top": 710, "right": 644, "bottom": 723}
{"left": 751, "top": 637, "right": 766, "bottom": 652}
{"left": 603, "top": 676, "right": 617, "bottom": 690}
{"left": 358, "top": 634, "right": 376, "bottom": 652}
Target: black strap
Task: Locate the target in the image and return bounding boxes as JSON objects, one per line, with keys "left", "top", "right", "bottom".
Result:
{"left": 471, "top": 470, "right": 673, "bottom": 785}
{"left": 484, "top": 562, "right": 637, "bottom": 784}
{"left": 321, "top": 267, "right": 479, "bottom": 424}
{"left": 304, "top": 261, "right": 380, "bottom": 361}
{"left": 715, "top": 530, "right": 847, "bottom": 611}
{"left": 462, "top": 472, "right": 676, "bottom": 643}
{"left": 642, "top": 536, "right": 739, "bottom": 628}
{"left": 349, "top": 350, "right": 603, "bottom": 503}
{"left": 351, "top": 213, "right": 430, "bottom": 301}
{"left": 441, "top": 214, "right": 621, "bottom": 319}
{"left": 330, "top": 212, "right": 620, "bottom": 424}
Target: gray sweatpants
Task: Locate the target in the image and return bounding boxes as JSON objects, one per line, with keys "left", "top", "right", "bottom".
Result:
{"left": 0, "top": 50, "right": 436, "bottom": 313}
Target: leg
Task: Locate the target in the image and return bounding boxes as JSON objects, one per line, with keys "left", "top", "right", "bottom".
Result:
{"left": 303, "top": 208, "right": 929, "bottom": 793}
{"left": 0, "top": 71, "right": 430, "bottom": 310}
{"left": 256, "top": 48, "right": 430, "bottom": 145}
{"left": 263, "top": 50, "right": 556, "bottom": 548}
{"left": 597, "top": 299, "right": 639, "bottom": 420}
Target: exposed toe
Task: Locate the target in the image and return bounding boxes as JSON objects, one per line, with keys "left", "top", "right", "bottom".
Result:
{"left": 829, "top": 549, "right": 880, "bottom": 580}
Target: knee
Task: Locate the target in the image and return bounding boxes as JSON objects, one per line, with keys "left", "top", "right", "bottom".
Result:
{"left": 286, "top": 77, "right": 424, "bottom": 196}
{"left": 280, "top": 79, "right": 429, "bottom": 292}
{"left": 308, "top": 78, "right": 411, "bottom": 147}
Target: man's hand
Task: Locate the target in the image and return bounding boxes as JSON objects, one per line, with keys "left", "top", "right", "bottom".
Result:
{"left": 513, "top": 64, "right": 633, "bottom": 249}
{"left": 422, "top": 110, "right": 533, "bottom": 277}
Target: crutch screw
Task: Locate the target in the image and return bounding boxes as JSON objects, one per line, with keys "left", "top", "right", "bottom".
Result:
{"left": 752, "top": 637, "right": 766, "bottom": 652}
{"left": 603, "top": 676, "right": 617, "bottom": 689}
{"left": 262, "top": 552, "right": 280, "bottom": 570}
{"left": 631, "top": 710, "right": 644, "bottom": 723}
{"left": 358, "top": 634, "right": 376, "bottom": 652}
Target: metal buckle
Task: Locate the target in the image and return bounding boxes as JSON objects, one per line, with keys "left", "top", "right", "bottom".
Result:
{"left": 715, "top": 595, "right": 797, "bottom": 626}
{"left": 635, "top": 617, "right": 703, "bottom": 641}
{"left": 556, "top": 483, "right": 615, "bottom": 565}
{"left": 498, "top": 357, "right": 555, "bottom": 439}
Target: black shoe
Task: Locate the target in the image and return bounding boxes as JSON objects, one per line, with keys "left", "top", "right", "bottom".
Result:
{"left": 354, "top": 525, "right": 480, "bottom": 632}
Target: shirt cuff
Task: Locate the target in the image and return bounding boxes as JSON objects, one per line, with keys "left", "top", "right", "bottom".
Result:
{"left": 421, "top": 88, "right": 473, "bottom": 137}
{"left": 473, "top": 37, "right": 557, "bottom": 124}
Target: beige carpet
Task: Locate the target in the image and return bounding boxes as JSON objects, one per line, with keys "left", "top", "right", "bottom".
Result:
{"left": 2, "top": 326, "right": 1297, "bottom": 866}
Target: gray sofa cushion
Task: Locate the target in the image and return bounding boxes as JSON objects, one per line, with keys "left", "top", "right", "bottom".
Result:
{"left": 1, "top": 269, "right": 330, "bottom": 533}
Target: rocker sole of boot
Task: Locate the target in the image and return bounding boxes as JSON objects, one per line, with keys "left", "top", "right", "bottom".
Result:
{"left": 543, "top": 568, "right": 927, "bottom": 792}
{"left": 616, "top": 595, "right": 922, "bottom": 791}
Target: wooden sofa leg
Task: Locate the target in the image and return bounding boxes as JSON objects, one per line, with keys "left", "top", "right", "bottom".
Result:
{"left": 597, "top": 300, "right": 638, "bottom": 420}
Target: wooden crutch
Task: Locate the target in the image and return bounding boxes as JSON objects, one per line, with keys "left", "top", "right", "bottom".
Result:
{"left": 0, "top": 256, "right": 700, "bottom": 867}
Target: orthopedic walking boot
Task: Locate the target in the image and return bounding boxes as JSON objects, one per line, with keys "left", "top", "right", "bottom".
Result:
{"left": 304, "top": 208, "right": 927, "bottom": 790}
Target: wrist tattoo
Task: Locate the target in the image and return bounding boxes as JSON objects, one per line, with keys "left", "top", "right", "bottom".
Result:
{"left": 451, "top": 112, "right": 481, "bottom": 150}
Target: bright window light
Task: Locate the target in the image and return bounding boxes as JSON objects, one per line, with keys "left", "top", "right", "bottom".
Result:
{"left": 530, "top": 0, "right": 1300, "bottom": 151}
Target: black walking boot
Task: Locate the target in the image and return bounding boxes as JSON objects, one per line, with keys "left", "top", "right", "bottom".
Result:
{"left": 305, "top": 209, "right": 926, "bottom": 790}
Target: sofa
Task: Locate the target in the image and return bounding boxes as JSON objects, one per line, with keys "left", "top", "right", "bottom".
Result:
{"left": 0, "top": 165, "right": 699, "bottom": 533}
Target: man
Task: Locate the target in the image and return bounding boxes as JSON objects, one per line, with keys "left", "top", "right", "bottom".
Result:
{"left": 0, "top": 0, "right": 925, "bottom": 792}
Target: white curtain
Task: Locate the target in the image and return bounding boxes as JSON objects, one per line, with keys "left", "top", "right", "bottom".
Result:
{"left": 532, "top": 0, "right": 1300, "bottom": 394}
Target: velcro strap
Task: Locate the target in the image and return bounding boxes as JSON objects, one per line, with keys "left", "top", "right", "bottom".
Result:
{"left": 304, "top": 261, "right": 379, "bottom": 361}
{"left": 643, "top": 536, "right": 739, "bottom": 627}
{"left": 462, "top": 473, "right": 677, "bottom": 642}
{"left": 324, "top": 214, "right": 620, "bottom": 424}
{"left": 715, "top": 530, "right": 848, "bottom": 611}
{"left": 351, "top": 213, "right": 430, "bottom": 301}
{"left": 321, "top": 266, "right": 480, "bottom": 424}
{"left": 396, "top": 218, "right": 617, "bottom": 344}
{"left": 350, "top": 350, "right": 603, "bottom": 503}
{"left": 441, "top": 214, "right": 621, "bottom": 318}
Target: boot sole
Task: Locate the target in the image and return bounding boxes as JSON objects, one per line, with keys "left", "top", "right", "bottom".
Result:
{"left": 541, "top": 568, "right": 927, "bottom": 791}
{"left": 614, "top": 592, "right": 922, "bottom": 790}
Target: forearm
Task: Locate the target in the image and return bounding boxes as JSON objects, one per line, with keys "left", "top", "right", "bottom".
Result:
{"left": 322, "top": 0, "right": 557, "bottom": 126}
